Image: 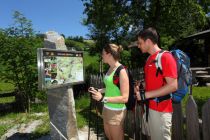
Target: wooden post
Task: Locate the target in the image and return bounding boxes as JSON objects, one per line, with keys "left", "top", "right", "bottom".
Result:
{"left": 202, "top": 99, "right": 210, "bottom": 140}
{"left": 124, "top": 110, "right": 135, "bottom": 139}
{"left": 186, "top": 95, "right": 200, "bottom": 140}
{"left": 172, "top": 103, "right": 183, "bottom": 140}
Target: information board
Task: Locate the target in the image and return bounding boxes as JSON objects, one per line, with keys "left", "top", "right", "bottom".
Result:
{"left": 37, "top": 48, "right": 84, "bottom": 90}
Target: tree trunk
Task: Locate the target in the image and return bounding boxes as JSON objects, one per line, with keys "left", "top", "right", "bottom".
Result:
{"left": 15, "top": 90, "right": 29, "bottom": 112}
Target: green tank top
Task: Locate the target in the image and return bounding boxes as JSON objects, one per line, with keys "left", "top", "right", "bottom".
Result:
{"left": 104, "top": 69, "right": 126, "bottom": 109}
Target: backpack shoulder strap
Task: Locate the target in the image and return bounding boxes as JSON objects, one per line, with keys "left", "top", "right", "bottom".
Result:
{"left": 155, "top": 50, "right": 167, "bottom": 70}
{"left": 113, "top": 65, "right": 125, "bottom": 87}
{"left": 114, "top": 65, "right": 124, "bottom": 76}
{"left": 155, "top": 50, "right": 168, "bottom": 76}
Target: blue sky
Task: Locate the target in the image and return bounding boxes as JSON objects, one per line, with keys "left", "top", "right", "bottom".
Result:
{"left": 0, "top": 0, "right": 89, "bottom": 38}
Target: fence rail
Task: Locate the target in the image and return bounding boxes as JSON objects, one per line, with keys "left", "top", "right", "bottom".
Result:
{"left": 0, "top": 91, "right": 15, "bottom": 98}
{"left": 89, "top": 68, "right": 210, "bottom": 140}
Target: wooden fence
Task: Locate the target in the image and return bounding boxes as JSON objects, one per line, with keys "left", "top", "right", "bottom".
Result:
{"left": 89, "top": 70, "right": 210, "bottom": 140}
{"left": 0, "top": 91, "right": 16, "bottom": 113}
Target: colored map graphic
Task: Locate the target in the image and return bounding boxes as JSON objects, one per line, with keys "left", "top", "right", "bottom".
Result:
{"left": 44, "top": 54, "right": 83, "bottom": 88}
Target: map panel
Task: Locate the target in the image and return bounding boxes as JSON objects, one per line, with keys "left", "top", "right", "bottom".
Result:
{"left": 38, "top": 49, "right": 84, "bottom": 89}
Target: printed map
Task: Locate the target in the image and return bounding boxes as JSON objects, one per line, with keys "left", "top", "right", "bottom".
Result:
{"left": 44, "top": 53, "right": 84, "bottom": 88}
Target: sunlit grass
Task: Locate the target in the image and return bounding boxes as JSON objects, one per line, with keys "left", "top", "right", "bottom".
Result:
{"left": 0, "top": 82, "right": 15, "bottom": 92}
{"left": 0, "top": 96, "right": 15, "bottom": 103}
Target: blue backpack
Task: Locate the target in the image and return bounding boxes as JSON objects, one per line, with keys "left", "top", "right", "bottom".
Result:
{"left": 155, "top": 49, "right": 192, "bottom": 103}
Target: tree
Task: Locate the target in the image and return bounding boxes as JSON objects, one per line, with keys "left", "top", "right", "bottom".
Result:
{"left": 0, "top": 11, "right": 42, "bottom": 112}
{"left": 5, "top": 11, "right": 34, "bottom": 37}
{"left": 83, "top": 0, "right": 208, "bottom": 44}
{"left": 82, "top": 0, "right": 132, "bottom": 52}
{"left": 82, "top": 0, "right": 208, "bottom": 64}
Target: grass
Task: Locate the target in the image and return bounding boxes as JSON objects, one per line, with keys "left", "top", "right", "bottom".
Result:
{"left": 30, "top": 113, "right": 50, "bottom": 139}
{"left": 75, "top": 94, "right": 90, "bottom": 128}
{"left": 0, "top": 96, "right": 15, "bottom": 103}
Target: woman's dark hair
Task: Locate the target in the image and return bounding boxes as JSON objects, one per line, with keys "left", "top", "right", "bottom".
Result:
{"left": 103, "top": 43, "right": 123, "bottom": 60}
{"left": 138, "top": 27, "right": 159, "bottom": 44}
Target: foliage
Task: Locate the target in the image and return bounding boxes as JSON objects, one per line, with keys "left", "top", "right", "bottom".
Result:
{"left": 82, "top": 0, "right": 131, "bottom": 52}
{"left": 160, "top": 36, "right": 176, "bottom": 50}
{"left": 120, "top": 50, "right": 131, "bottom": 67}
{"left": 157, "top": 0, "right": 207, "bottom": 39}
{"left": 198, "top": 0, "right": 210, "bottom": 29}
{"left": 67, "top": 36, "right": 84, "bottom": 42}
{"left": 82, "top": 0, "right": 208, "bottom": 54}
{"left": 4, "top": 11, "right": 34, "bottom": 37}
{"left": 0, "top": 11, "right": 43, "bottom": 112}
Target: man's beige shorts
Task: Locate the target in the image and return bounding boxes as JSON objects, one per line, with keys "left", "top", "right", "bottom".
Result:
{"left": 102, "top": 107, "right": 127, "bottom": 125}
{"left": 141, "top": 109, "right": 172, "bottom": 140}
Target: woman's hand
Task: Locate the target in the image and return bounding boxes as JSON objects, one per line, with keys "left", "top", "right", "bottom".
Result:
{"left": 88, "top": 87, "right": 103, "bottom": 101}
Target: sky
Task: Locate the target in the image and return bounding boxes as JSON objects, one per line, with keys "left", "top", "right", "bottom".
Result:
{"left": 0, "top": 0, "right": 89, "bottom": 38}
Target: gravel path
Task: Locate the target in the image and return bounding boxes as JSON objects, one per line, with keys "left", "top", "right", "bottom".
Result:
{"left": 1, "top": 121, "right": 99, "bottom": 140}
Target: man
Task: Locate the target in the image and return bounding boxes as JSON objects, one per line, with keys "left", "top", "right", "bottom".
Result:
{"left": 135, "top": 27, "right": 177, "bottom": 140}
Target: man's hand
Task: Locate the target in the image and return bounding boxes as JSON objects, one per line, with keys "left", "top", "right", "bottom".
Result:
{"left": 134, "top": 81, "right": 146, "bottom": 101}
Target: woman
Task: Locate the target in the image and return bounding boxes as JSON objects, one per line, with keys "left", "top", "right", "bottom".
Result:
{"left": 88, "top": 43, "right": 129, "bottom": 140}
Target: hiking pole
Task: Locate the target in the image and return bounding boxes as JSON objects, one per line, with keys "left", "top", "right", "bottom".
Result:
{"left": 88, "top": 75, "right": 94, "bottom": 140}
{"left": 139, "top": 68, "right": 144, "bottom": 140}
{"left": 88, "top": 90, "right": 92, "bottom": 140}
{"left": 133, "top": 96, "right": 137, "bottom": 140}
{"left": 95, "top": 101, "right": 99, "bottom": 140}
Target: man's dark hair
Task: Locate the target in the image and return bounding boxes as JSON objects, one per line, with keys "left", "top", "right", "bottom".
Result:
{"left": 138, "top": 27, "right": 159, "bottom": 44}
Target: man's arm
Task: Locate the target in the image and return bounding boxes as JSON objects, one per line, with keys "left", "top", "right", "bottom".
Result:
{"left": 145, "top": 77, "right": 177, "bottom": 99}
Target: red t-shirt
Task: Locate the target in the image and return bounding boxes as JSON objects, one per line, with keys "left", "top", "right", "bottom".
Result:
{"left": 144, "top": 51, "right": 177, "bottom": 112}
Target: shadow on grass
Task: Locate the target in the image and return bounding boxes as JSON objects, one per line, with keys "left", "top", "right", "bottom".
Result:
{"left": 3, "top": 132, "right": 50, "bottom": 140}
{"left": 78, "top": 100, "right": 106, "bottom": 139}
{"left": 0, "top": 102, "right": 19, "bottom": 117}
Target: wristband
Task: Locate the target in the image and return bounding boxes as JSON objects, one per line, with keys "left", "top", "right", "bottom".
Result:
{"left": 101, "top": 97, "right": 108, "bottom": 103}
{"left": 99, "top": 94, "right": 104, "bottom": 102}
